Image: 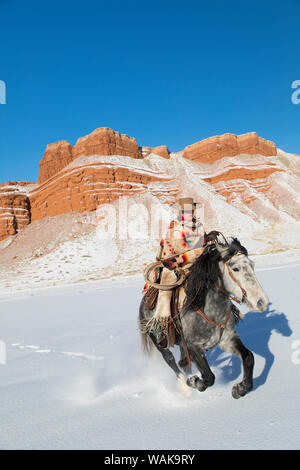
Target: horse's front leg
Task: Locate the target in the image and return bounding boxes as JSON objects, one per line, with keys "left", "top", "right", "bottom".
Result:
{"left": 220, "top": 333, "right": 254, "bottom": 399}
{"left": 186, "top": 345, "right": 215, "bottom": 392}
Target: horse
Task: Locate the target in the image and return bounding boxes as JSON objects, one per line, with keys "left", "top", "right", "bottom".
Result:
{"left": 139, "top": 238, "right": 269, "bottom": 399}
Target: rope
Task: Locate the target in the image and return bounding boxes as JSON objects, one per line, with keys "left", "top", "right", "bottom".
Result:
{"left": 143, "top": 262, "right": 187, "bottom": 291}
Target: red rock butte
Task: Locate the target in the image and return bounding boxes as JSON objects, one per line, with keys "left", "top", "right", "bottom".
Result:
{"left": 0, "top": 127, "right": 290, "bottom": 241}
{"left": 38, "top": 128, "right": 143, "bottom": 184}
{"left": 182, "top": 132, "right": 276, "bottom": 162}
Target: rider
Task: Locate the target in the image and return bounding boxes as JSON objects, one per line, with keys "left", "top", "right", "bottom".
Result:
{"left": 154, "top": 197, "right": 206, "bottom": 325}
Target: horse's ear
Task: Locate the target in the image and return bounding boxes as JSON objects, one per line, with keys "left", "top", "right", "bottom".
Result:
{"left": 214, "top": 243, "right": 228, "bottom": 260}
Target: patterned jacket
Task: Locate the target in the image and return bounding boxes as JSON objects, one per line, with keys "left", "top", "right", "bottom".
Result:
{"left": 157, "top": 218, "right": 205, "bottom": 269}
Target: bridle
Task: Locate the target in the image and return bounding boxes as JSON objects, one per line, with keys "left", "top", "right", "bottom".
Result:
{"left": 218, "top": 253, "right": 247, "bottom": 305}
{"left": 181, "top": 251, "right": 247, "bottom": 313}
{"left": 187, "top": 252, "right": 248, "bottom": 351}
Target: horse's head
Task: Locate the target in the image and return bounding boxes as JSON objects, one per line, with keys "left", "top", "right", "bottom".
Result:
{"left": 216, "top": 238, "right": 269, "bottom": 313}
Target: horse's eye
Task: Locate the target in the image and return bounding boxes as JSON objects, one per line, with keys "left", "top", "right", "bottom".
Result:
{"left": 233, "top": 268, "right": 240, "bottom": 272}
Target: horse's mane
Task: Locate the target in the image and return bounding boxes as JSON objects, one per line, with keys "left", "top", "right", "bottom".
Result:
{"left": 184, "top": 237, "right": 248, "bottom": 310}
{"left": 221, "top": 237, "right": 248, "bottom": 262}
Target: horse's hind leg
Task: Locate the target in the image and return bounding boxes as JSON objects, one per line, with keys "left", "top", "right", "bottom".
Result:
{"left": 220, "top": 333, "right": 254, "bottom": 399}
{"left": 149, "top": 333, "right": 182, "bottom": 378}
{"left": 186, "top": 346, "right": 215, "bottom": 392}
{"left": 149, "top": 333, "right": 191, "bottom": 395}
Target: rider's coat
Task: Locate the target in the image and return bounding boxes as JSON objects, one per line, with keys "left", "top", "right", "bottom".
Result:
{"left": 144, "top": 217, "right": 206, "bottom": 320}
{"left": 157, "top": 218, "right": 205, "bottom": 268}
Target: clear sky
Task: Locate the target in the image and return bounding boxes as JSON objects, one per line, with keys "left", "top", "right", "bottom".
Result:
{"left": 0, "top": 0, "right": 300, "bottom": 183}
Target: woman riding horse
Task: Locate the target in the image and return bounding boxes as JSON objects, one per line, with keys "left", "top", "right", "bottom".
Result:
{"left": 148, "top": 198, "right": 206, "bottom": 344}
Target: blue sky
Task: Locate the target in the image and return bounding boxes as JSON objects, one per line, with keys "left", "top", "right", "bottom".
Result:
{"left": 0, "top": 0, "right": 300, "bottom": 183}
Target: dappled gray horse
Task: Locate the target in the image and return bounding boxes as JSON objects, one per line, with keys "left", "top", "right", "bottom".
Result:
{"left": 139, "top": 238, "right": 269, "bottom": 399}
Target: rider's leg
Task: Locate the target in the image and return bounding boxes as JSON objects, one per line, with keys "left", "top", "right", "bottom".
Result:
{"left": 155, "top": 268, "right": 177, "bottom": 319}
{"left": 154, "top": 247, "right": 205, "bottom": 319}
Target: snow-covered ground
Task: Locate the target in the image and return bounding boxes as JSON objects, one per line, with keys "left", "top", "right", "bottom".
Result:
{"left": 0, "top": 258, "right": 299, "bottom": 450}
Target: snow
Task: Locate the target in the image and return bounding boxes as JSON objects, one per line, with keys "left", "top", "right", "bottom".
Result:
{"left": 190, "top": 153, "right": 279, "bottom": 179}
{"left": 0, "top": 183, "right": 36, "bottom": 196}
{"left": 0, "top": 258, "right": 299, "bottom": 450}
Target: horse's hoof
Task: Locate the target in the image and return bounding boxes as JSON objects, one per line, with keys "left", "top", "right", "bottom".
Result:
{"left": 186, "top": 375, "right": 199, "bottom": 389}
{"left": 187, "top": 375, "right": 206, "bottom": 392}
{"left": 232, "top": 383, "right": 248, "bottom": 399}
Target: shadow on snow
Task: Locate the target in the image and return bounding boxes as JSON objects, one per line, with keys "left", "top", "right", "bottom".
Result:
{"left": 206, "top": 302, "right": 292, "bottom": 391}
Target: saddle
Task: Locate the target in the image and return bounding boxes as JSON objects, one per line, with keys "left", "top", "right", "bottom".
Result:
{"left": 144, "top": 285, "right": 180, "bottom": 345}
{"left": 143, "top": 262, "right": 187, "bottom": 346}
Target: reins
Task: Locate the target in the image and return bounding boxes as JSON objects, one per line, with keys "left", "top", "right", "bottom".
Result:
{"left": 194, "top": 306, "right": 232, "bottom": 349}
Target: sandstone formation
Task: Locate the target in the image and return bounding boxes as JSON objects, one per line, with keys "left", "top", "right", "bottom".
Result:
{"left": 141, "top": 145, "right": 170, "bottom": 159}
{"left": 203, "top": 166, "right": 281, "bottom": 187}
{"left": 72, "top": 127, "right": 142, "bottom": 161}
{"left": 38, "top": 128, "right": 143, "bottom": 185}
{"left": 0, "top": 182, "right": 31, "bottom": 241}
{"left": 183, "top": 132, "right": 277, "bottom": 163}
{"left": 31, "top": 162, "right": 176, "bottom": 222}
{"left": 38, "top": 140, "right": 73, "bottom": 184}
{"left": 1, "top": 127, "right": 295, "bottom": 241}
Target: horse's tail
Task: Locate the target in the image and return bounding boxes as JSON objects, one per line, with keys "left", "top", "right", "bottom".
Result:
{"left": 139, "top": 326, "right": 154, "bottom": 355}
